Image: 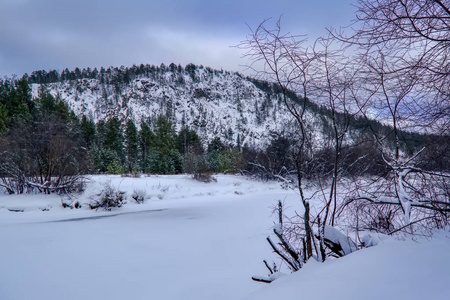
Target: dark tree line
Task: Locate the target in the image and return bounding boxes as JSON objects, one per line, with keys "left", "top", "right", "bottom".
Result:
{"left": 0, "top": 78, "right": 248, "bottom": 195}
{"left": 1, "top": 77, "right": 446, "bottom": 196}
{"left": 23, "top": 63, "right": 232, "bottom": 86}
{"left": 84, "top": 114, "right": 243, "bottom": 176}
{"left": 0, "top": 79, "right": 85, "bottom": 194}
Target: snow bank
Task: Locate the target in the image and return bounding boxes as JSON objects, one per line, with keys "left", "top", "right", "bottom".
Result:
{"left": 243, "top": 233, "right": 450, "bottom": 300}
{"left": 323, "top": 225, "right": 357, "bottom": 256}
{"left": 0, "top": 175, "right": 448, "bottom": 300}
{"left": 0, "top": 175, "right": 296, "bottom": 300}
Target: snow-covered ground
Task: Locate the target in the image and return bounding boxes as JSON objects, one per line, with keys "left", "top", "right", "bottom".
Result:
{"left": 0, "top": 175, "right": 449, "bottom": 300}
{"left": 244, "top": 233, "right": 450, "bottom": 300}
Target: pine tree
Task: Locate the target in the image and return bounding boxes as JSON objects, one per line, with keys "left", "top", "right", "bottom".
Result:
{"left": 0, "top": 102, "right": 7, "bottom": 135}
{"left": 4, "top": 79, "right": 32, "bottom": 125}
{"left": 139, "top": 121, "right": 154, "bottom": 168}
{"left": 125, "top": 120, "right": 138, "bottom": 172}
{"left": 0, "top": 81, "right": 10, "bottom": 133}
{"left": 208, "top": 137, "right": 225, "bottom": 153}
{"left": 80, "top": 115, "right": 96, "bottom": 146}
{"left": 237, "top": 134, "right": 241, "bottom": 152}
{"left": 153, "top": 115, "right": 176, "bottom": 155}
{"left": 105, "top": 117, "right": 124, "bottom": 162}
{"left": 149, "top": 115, "right": 182, "bottom": 174}
{"left": 177, "top": 126, "right": 203, "bottom": 155}
{"left": 92, "top": 120, "right": 109, "bottom": 172}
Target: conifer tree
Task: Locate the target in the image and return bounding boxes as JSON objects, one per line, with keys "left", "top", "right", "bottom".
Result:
{"left": 105, "top": 117, "right": 124, "bottom": 164}
{"left": 125, "top": 120, "right": 138, "bottom": 172}
{"left": 139, "top": 121, "right": 154, "bottom": 171}
{"left": 144, "top": 115, "right": 182, "bottom": 174}
{"left": 177, "top": 126, "right": 203, "bottom": 155}
{"left": 80, "top": 115, "right": 96, "bottom": 147}
{"left": 153, "top": 115, "right": 176, "bottom": 155}
{"left": 3, "top": 79, "right": 32, "bottom": 125}
{"left": 0, "top": 103, "right": 7, "bottom": 135}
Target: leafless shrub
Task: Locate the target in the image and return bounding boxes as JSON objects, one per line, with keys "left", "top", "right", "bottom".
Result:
{"left": 193, "top": 171, "right": 217, "bottom": 183}
{"left": 258, "top": 200, "right": 357, "bottom": 280}
{"left": 89, "top": 182, "right": 126, "bottom": 211}
{"left": 61, "top": 198, "right": 82, "bottom": 209}
{"left": 0, "top": 115, "right": 87, "bottom": 195}
{"left": 339, "top": 169, "right": 450, "bottom": 237}
{"left": 0, "top": 159, "right": 85, "bottom": 195}
{"left": 131, "top": 189, "right": 147, "bottom": 204}
{"left": 121, "top": 172, "right": 141, "bottom": 178}
{"left": 243, "top": 162, "right": 296, "bottom": 186}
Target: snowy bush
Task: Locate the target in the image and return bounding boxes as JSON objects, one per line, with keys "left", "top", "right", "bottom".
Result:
{"left": 131, "top": 189, "right": 147, "bottom": 204}
{"left": 340, "top": 170, "right": 450, "bottom": 236}
{"left": 360, "top": 233, "right": 382, "bottom": 248}
{"left": 193, "top": 171, "right": 217, "bottom": 183}
{"left": 256, "top": 200, "right": 359, "bottom": 280}
{"left": 61, "top": 198, "right": 82, "bottom": 209}
{"left": 121, "top": 172, "right": 141, "bottom": 178}
{"left": 89, "top": 182, "right": 126, "bottom": 210}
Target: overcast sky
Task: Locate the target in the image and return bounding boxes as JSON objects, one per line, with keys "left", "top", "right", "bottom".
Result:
{"left": 0, "top": 0, "right": 357, "bottom": 78}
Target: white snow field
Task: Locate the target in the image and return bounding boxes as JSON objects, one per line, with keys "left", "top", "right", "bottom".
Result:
{"left": 0, "top": 175, "right": 449, "bottom": 300}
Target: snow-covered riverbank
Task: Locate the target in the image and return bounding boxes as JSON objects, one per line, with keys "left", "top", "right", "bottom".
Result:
{"left": 1, "top": 175, "right": 448, "bottom": 300}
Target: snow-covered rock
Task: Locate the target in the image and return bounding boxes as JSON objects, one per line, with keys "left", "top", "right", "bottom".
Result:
{"left": 323, "top": 225, "right": 357, "bottom": 256}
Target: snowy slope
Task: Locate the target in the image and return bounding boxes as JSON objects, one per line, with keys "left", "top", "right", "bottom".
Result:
{"left": 243, "top": 233, "right": 450, "bottom": 300}
{"left": 30, "top": 67, "right": 329, "bottom": 149}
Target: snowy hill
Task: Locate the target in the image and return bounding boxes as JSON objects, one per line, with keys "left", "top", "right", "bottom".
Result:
{"left": 29, "top": 64, "right": 330, "bottom": 149}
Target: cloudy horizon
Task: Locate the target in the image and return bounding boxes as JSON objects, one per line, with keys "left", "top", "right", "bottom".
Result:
{"left": 1, "top": 0, "right": 356, "bottom": 78}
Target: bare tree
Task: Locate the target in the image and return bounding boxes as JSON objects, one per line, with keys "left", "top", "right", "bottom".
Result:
{"left": 332, "top": 0, "right": 450, "bottom": 235}
{"left": 0, "top": 115, "right": 86, "bottom": 195}
{"left": 242, "top": 2, "right": 450, "bottom": 277}
{"left": 240, "top": 20, "right": 363, "bottom": 274}
{"left": 310, "top": 36, "right": 369, "bottom": 228}
{"left": 334, "top": 0, "right": 450, "bottom": 134}
{"left": 240, "top": 19, "right": 321, "bottom": 265}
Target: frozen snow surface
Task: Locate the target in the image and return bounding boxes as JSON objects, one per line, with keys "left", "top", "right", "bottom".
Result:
{"left": 0, "top": 175, "right": 449, "bottom": 300}
{"left": 244, "top": 233, "right": 450, "bottom": 300}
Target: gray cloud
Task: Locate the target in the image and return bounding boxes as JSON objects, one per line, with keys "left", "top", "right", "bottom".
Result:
{"left": 0, "top": 0, "right": 356, "bottom": 77}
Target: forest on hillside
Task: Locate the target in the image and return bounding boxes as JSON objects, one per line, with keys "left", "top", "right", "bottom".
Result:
{"left": 1, "top": 68, "right": 449, "bottom": 195}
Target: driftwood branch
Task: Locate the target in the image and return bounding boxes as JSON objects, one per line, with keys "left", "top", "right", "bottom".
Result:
{"left": 251, "top": 276, "right": 275, "bottom": 283}
{"left": 266, "top": 236, "right": 299, "bottom": 271}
